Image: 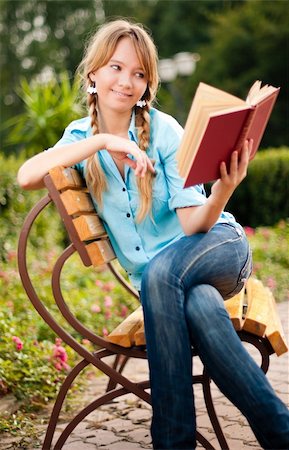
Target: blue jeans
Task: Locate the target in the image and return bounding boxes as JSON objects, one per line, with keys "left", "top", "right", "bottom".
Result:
{"left": 140, "top": 223, "right": 289, "bottom": 450}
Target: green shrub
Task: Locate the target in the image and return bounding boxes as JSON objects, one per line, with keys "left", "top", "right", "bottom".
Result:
{"left": 3, "top": 72, "right": 83, "bottom": 157}
{"left": 0, "top": 153, "right": 64, "bottom": 261}
{"left": 245, "top": 220, "right": 289, "bottom": 302}
{"left": 227, "top": 148, "right": 289, "bottom": 227}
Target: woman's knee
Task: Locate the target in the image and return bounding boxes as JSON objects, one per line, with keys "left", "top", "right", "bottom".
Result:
{"left": 185, "top": 284, "right": 227, "bottom": 329}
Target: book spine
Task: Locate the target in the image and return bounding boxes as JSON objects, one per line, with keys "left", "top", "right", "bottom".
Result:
{"left": 234, "top": 107, "right": 255, "bottom": 152}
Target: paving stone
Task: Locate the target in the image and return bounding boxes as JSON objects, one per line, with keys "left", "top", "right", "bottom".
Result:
{"left": 102, "top": 418, "right": 136, "bottom": 433}
{"left": 102, "top": 441, "right": 144, "bottom": 450}
{"left": 0, "top": 394, "right": 19, "bottom": 417}
{"left": 85, "top": 429, "right": 122, "bottom": 446}
{"left": 224, "top": 421, "right": 257, "bottom": 442}
{"left": 127, "top": 408, "right": 151, "bottom": 424}
{"left": 62, "top": 442, "right": 97, "bottom": 450}
{"left": 125, "top": 427, "right": 152, "bottom": 445}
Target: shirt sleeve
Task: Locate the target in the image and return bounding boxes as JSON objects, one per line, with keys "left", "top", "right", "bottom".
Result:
{"left": 158, "top": 116, "right": 207, "bottom": 210}
{"left": 45, "top": 117, "right": 90, "bottom": 176}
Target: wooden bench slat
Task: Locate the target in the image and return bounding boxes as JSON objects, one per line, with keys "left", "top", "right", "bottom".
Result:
{"left": 242, "top": 278, "right": 268, "bottom": 337}
{"left": 73, "top": 215, "right": 107, "bottom": 241}
{"left": 49, "top": 166, "right": 85, "bottom": 190}
{"left": 224, "top": 287, "right": 245, "bottom": 331}
{"left": 134, "top": 322, "right": 145, "bottom": 346}
{"left": 86, "top": 240, "right": 115, "bottom": 266}
{"left": 106, "top": 306, "right": 143, "bottom": 347}
{"left": 264, "top": 288, "right": 288, "bottom": 356}
{"left": 60, "top": 190, "right": 95, "bottom": 216}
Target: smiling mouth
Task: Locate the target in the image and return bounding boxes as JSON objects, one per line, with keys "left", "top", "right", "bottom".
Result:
{"left": 112, "top": 90, "right": 132, "bottom": 98}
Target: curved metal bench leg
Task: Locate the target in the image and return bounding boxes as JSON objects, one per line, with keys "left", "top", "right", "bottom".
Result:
{"left": 202, "top": 368, "right": 229, "bottom": 450}
{"left": 196, "top": 431, "right": 217, "bottom": 450}
{"left": 54, "top": 386, "right": 130, "bottom": 448}
{"left": 42, "top": 359, "right": 89, "bottom": 450}
{"left": 106, "top": 354, "right": 130, "bottom": 392}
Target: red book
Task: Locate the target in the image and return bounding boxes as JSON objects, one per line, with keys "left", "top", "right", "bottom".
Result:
{"left": 176, "top": 81, "right": 280, "bottom": 187}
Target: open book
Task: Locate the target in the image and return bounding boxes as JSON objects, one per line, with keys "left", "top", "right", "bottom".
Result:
{"left": 176, "top": 81, "right": 280, "bottom": 187}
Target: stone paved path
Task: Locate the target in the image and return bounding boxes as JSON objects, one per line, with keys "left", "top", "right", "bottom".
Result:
{"left": 1, "top": 302, "right": 288, "bottom": 450}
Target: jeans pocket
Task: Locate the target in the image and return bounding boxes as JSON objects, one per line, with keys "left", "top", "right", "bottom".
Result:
{"left": 224, "top": 247, "right": 252, "bottom": 300}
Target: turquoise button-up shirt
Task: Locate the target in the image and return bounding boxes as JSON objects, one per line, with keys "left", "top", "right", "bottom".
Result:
{"left": 50, "top": 107, "right": 236, "bottom": 289}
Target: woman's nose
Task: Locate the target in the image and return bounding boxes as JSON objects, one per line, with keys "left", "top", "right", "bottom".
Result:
{"left": 118, "top": 71, "right": 132, "bottom": 87}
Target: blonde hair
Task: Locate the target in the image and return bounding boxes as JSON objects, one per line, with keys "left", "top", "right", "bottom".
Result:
{"left": 77, "top": 19, "right": 159, "bottom": 222}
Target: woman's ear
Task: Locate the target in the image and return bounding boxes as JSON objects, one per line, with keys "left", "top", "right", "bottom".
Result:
{"left": 89, "top": 71, "right": 97, "bottom": 82}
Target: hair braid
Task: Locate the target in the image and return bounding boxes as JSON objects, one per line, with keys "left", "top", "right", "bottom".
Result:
{"left": 85, "top": 93, "right": 107, "bottom": 206}
{"left": 77, "top": 19, "right": 159, "bottom": 220}
{"left": 135, "top": 105, "right": 155, "bottom": 222}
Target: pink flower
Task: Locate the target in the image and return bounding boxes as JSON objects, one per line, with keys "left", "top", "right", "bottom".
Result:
{"left": 244, "top": 226, "right": 255, "bottom": 237}
{"left": 7, "top": 250, "right": 17, "bottom": 262}
{"left": 82, "top": 339, "right": 90, "bottom": 345}
{"left": 105, "top": 310, "right": 112, "bottom": 320}
{"left": 6, "top": 301, "right": 14, "bottom": 310}
{"left": 104, "top": 296, "right": 113, "bottom": 308}
{"left": 103, "top": 281, "right": 116, "bottom": 292}
{"left": 52, "top": 338, "right": 70, "bottom": 371}
{"left": 91, "top": 303, "right": 101, "bottom": 313}
{"left": 0, "top": 271, "right": 9, "bottom": 282}
{"left": 95, "top": 279, "right": 104, "bottom": 288}
{"left": 12, "top": 336, "right": 23, "bottom": 351}
{"left": 102, "top": 327, "right": 109, "bottom": 336}
{"left": 267, "top": 277, "right": 277, "bottom": 290}
{"left": 120, "top": 305, "right": 128, "bottom": 317}
{"left": 261, "top": 229, "right": 271, "bottom": 239}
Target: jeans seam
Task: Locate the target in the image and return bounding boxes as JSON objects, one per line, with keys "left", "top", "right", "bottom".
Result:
{"left": 179, "top": 236, "right": 242, "bottom": 283}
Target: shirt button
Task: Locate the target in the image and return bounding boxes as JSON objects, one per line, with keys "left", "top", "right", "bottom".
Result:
{"left": 122, "top": 187, "right": 126, "bottom": 192}
{"left": 135, "top": 246, "right": 140, "bottom": 251}
{"left": 126, "top": 213, "right": 131, "bottom": 218}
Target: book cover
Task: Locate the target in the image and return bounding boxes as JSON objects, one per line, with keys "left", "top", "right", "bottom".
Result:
{"left": 176, "top": 81, "right": 280, "bottom": 187}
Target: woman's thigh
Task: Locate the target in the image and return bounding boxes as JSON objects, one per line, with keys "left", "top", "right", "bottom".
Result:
{"left": 144, "top": 223, "right": 252, "bottom": 300}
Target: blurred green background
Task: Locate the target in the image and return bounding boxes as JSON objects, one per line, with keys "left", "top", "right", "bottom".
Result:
{"left": 1, "top": 0, "right": 289, "bottom": 150}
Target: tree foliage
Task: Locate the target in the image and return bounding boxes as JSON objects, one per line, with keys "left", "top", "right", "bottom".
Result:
{"left": 189, "top": 1, "right": 289, "bottom": 147}
{"left": 1, "top": 0, "right": 288, "bottom": 152}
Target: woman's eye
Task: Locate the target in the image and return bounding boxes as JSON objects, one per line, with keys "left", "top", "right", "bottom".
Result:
{"left": 111, "top": 64, "right": 120, "bottom": 71}
{"left": 136, "top": 72, "right": 145, "bottom": 79}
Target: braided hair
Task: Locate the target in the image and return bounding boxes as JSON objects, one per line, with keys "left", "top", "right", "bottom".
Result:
{"left": 77, "top": 19, "right": 159, "bottom": 222}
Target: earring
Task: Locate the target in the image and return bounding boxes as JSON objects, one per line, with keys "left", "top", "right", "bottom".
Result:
{"left": 136, "top": 99, "right": 146, "bottom": 108}
{"left": 87, "top": 82, "right": 97, "bottom": 95}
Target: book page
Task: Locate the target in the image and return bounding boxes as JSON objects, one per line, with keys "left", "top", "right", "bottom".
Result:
{"left": 178, "top": 83, "right": 246, "bottom": 174}
{"left": 246, "top": 80, "right": 279, "bottom": 106}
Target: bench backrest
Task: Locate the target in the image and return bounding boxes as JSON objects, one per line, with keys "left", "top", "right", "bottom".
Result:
{"left": 44, "top": 166, "right": 139, "bottom": 298}
{"left": 44, "top": 166, "right": 115, "bottom": 267}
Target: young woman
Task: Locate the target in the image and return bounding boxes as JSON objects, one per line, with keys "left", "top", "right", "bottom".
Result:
{"left": 17, "top": 19, "right": 289, "bottom": 450}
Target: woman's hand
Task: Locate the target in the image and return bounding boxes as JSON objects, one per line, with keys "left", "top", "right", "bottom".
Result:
{"left": 104, "top": 134, "right": 155, "bottom": 177}
{"left": 177, "top": 139, "right": 252, "bottom": 236}
{"left": 210, "top": 138, "right": 252, "bottom": 205}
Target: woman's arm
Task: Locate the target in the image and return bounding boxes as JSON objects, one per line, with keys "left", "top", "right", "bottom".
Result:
{"left": 177, "top": 140, "right": 251, "bottom": 235}
{"left": 17, "top": 134, "right": 154, "bottom": 190}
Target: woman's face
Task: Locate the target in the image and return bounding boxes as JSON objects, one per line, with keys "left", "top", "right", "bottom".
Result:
{"left": 90, "top": 37, "right": 148, "bottom": 116}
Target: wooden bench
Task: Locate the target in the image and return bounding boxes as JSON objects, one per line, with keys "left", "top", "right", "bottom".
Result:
{"left": 17, "top": 165, "right": 288, "bottom": 450}
{"left": 106, "top": 278, "right": 288, "bottom": 357}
